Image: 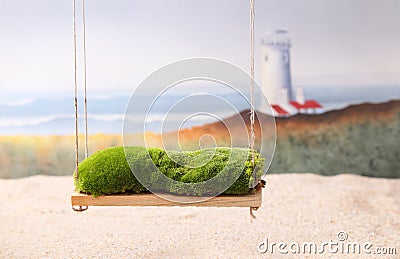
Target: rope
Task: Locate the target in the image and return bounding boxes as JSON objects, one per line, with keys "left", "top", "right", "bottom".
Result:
{"left": 249, "top": 0, "right": 256, "bottom": 168}
{"left": 73, "top": 0, "right": 79, "bottom": 180}
{"left": 82, "top": 0, "right": 89, "bottom": 158}
{"left": 72, "top": 205, "right": 88, "bottom": 212}
{"left": 250, "top": 180, "right": 266, "bottom": 218}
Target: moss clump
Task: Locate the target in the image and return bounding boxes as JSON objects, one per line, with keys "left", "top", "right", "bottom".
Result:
{"left": 74, "top": 146, "right": 264, "bottom": 196}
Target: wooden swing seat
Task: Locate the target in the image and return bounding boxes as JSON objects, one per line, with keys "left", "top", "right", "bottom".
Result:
{"left": 71, "top": 188, "right": 262, "bottom": 209}
{"left": 70, "top": 0, "right": 264, "bottom": 216}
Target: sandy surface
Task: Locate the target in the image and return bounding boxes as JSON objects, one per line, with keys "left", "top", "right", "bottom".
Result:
{"left": 0, "top": 174, "right": 399, "bottom": 258}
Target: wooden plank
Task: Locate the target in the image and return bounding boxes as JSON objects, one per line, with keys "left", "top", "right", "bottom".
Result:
{"left": 71, "top": 189, "right": 262, "bottom": 208}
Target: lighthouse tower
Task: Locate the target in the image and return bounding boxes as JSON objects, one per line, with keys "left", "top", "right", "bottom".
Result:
{"left": 261, "top": 30, "right": 293, "bottom": 105}
{"left": 261, "top": 30, "right": 323, "bottom": 116}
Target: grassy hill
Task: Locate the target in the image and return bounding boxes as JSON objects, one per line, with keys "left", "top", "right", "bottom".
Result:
{"left": 270, "top": 100, "right": 400, "bottom": 177}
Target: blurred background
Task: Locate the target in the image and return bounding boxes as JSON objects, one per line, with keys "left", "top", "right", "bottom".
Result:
{"left": 0, "top": 0, "right": 399, "bottom": 178}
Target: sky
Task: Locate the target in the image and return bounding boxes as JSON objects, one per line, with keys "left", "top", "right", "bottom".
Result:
{"left": 1, "top": 0, "right": 400, "bottom": 94}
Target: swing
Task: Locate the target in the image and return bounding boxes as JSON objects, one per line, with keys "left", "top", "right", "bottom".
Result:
{"left": 71, "top": 0, "right": 266, "bottom": 215}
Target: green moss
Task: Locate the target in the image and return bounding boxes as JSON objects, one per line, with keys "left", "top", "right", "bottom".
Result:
{"left": 74, "top": 146, "right": 264, "bottom": 196}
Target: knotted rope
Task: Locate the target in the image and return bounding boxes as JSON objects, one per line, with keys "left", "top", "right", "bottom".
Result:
{"left": 82, "top": 0, "right": 89, "bottom": 159}
{"left": 73, "top": 0, "right": 79, "bottom": 180}
{"left": 249, "top": 0, "right": 259, "bottom": 195}
{"left": 249, "top": 0, "right": 256, "bottom": 167}
{"left": 73, "top": 0, "right": 89, "bottom": 180}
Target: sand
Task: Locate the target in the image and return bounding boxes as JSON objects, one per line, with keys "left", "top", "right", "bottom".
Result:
{"left": 0, "top": 174, "right": 399, "bottom": 258}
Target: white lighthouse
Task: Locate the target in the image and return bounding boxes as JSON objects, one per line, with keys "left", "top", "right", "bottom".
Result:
{"left": 261, "top": 30, "right": 293, "bottom": 105}
{"left": 261, "top": 30, "right": 322, "bottom": 116}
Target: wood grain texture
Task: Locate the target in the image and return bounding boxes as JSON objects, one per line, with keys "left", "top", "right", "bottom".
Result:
{"left": 71, "top": 189, "right": 262, "bottom": 208}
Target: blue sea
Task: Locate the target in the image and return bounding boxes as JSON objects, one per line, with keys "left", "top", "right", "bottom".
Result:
{"left": 0, "top": 85, "right": 399, "bottom": 135}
